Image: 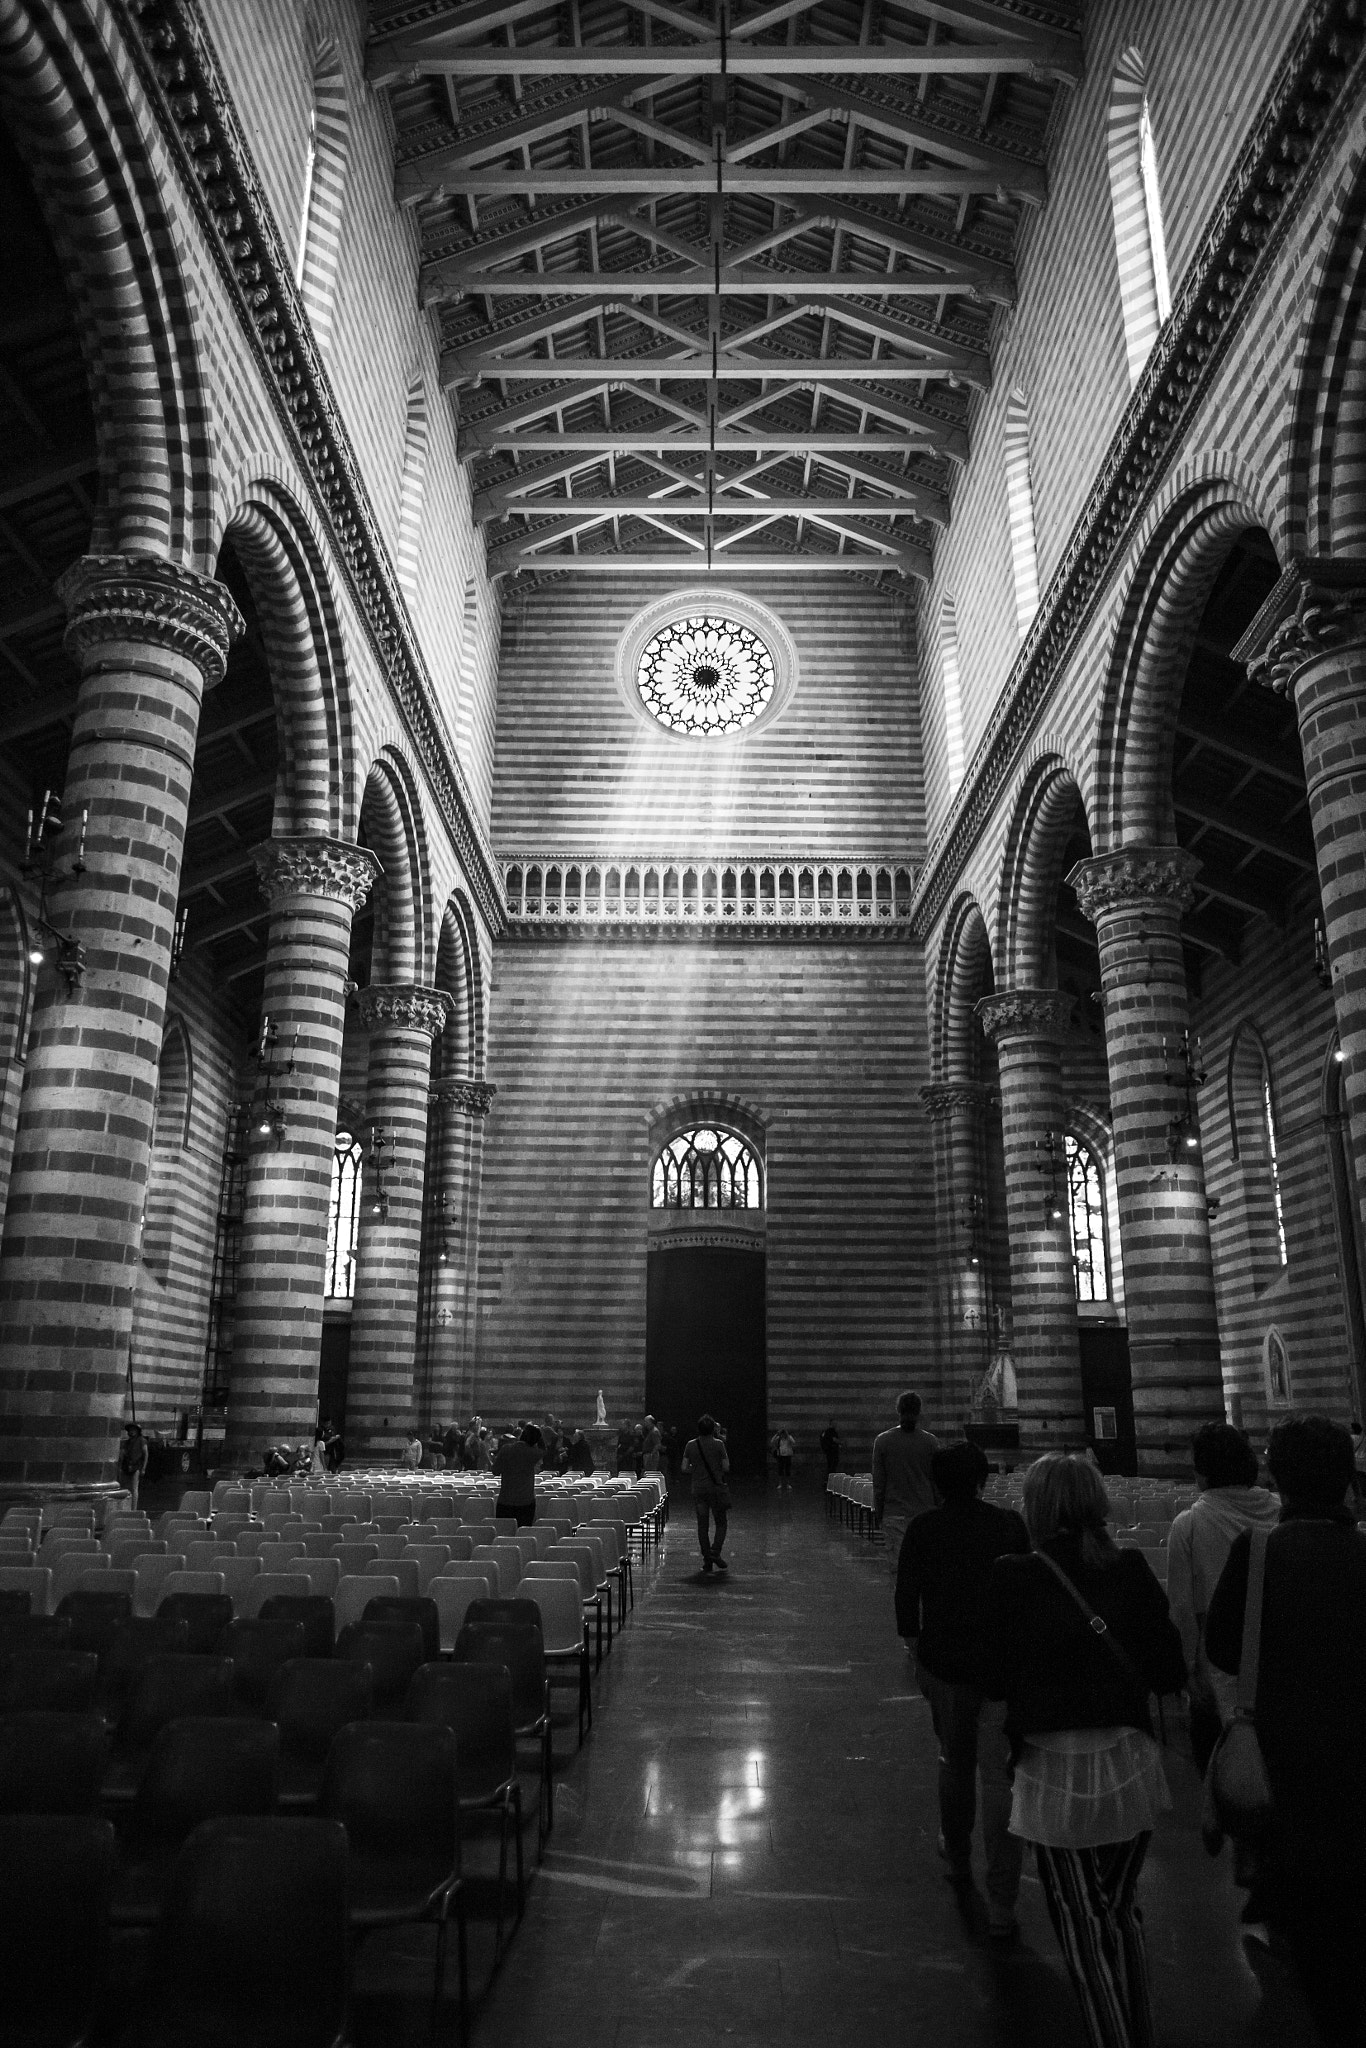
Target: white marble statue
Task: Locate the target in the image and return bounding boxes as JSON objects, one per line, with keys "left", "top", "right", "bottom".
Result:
{"left": 596, "top": 1388, "right": 607, "bottom": 1426}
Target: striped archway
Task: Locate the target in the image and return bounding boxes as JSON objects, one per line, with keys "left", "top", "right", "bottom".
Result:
{"left": 996, "top": 746, "right": 1091, "bottom": 992}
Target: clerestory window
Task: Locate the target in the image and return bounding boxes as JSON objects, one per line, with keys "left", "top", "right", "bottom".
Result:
{"left": 652, "top": 1126, "right": 763, "bottom": 1209}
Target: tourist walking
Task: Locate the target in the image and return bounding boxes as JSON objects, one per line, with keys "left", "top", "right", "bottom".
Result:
{"left": 642, "top": 1415, "right": 663, "bottom": 1472}
{"left": 682, "top": 1414, "right": 731, "bottom": 1573}
{"left": 493, "top": 1422, "right": 542, "bottom": 1526}
{"left": 1206, "top": 1415, "right": 1366, "bottom": 2048}
{"left": 772, "top": 1427, "right": 796, "bottom": 1488}
{"left": 896, "top": 1440, "right": 1030, "bottom": 1938}
{"left": 1166, "top": 1422, "right": 1278, "bottom": 1772}
{"left": 820, "top": 1419, "right": 841, "bottom": 1476}
{"left": 872, "top": 1392, "right": 940, "bottom": 1570}
{"left": 982, "top": 1454, "right": 1185, "bottom": 2048}
{"left": 118, "top": 1422, "right": 148, "bottom": 1511}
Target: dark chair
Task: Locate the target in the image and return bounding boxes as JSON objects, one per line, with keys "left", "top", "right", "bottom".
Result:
{"left": 319, "top": 1721, "right": 466, "bottom": 2040}
{"left": 269, "top": 1657, "right": 374, "bottom": 1812}
{"left": 55, "top": 1586, "right": 134, "bottom": 1660}
{"left": 405, "top": 1660, "right": 523, "bottom": 1953}
{"left": 0, "top": 1647, "right": 100, "bottom": 1714}
{"left": 334, "top": 1619, "right": 425, "bottom": 1710}
{"left": 455, "top": 1620, "right": 553, "bottom": 1850}
{"left": 0, "top": 1586, "right": 32, "bottom": 1618}
{"left": 113, "top": 1716, "right": 280, "bottom": 1926}
{"left": 97, "top": 1616, "right": 190, "bottom": 1724}
{"left": 134, "top": 1817, "right": 350, "bottom": 2048}
{"left": 155, "top": 1590, "right": 235, "bottom": 1654}
{"left": 361, "top": 1592, "right": 440, "bottom": 1663}
{"left": 106, "top": 1654, "right": 237, "bottom": 1802}
{"left": 464, "top": 1596, "right": 543, "bottom": 1635}
{"left": 0, "top": 1710, "right": 108, "bottom": 1814}
{"left": 0, "top": 1612, "right": 72, "bottom": 1656}
{"left": 0, "top": 1814, "right": 116, "bottom": 2048}
{"left": 217, "top": 1617, "right": 307, "bottom": 1711}
{"left": 258, "top": 1592, "right": 335, "bottom": 1659}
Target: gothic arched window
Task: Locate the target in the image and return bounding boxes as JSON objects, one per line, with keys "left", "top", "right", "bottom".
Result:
{"left": 1066, "top": 1134, "right": 1109, "bottom": 1302}
{"left": 324, "top": 1130, "right": 363, "bottom": 1298}
{"left": 651, "top": 1126, "right": 763, "bottom": 1209}
{"left": 1107, "top": 50, "right": 1172, "bottom": 384}
{"left": 1229, "top": 1022, "right": 1289, "bottom": 1283}
{"left": 1004, "top": 389, "right": 1040, "bottom": 639}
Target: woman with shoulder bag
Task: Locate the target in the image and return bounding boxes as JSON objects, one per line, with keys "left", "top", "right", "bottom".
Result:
{"left": 682, "top": 1414, "right": 731, "bottom": 1574}
{"left": 982, "top": 1454, "right": 1186, "bottom": 2048}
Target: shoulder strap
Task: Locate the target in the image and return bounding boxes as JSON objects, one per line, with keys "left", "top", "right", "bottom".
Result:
{"left": 1236, "top": 1527, "right": 1270, "bottom": 1716}
{"left": 1035, "top": 1548, "right": 1148, "bottom": 1699}
{"left": 695, "top": 1439, "right": 719, "bottom": 1484}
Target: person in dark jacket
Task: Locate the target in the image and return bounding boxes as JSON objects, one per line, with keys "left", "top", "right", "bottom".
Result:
{"left": 1206, "top": 1414, "right": 1366, "bottom": 2048}
{"left": 896, "top": 1439, "right": 1030, "bottom": 1936}
{"left": 982, "top": 1455, "right": 1185, "bottom": 2048}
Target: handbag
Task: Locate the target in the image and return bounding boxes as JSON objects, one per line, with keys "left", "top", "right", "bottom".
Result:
{"left": 694, "top": 1438, "right": 732, "bottom": 1510}
{"left": 1201, "top": 1525, "right": 1274, "bottom": 1853}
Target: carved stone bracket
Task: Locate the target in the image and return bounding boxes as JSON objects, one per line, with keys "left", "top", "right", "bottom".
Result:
{"left": 975, "top": 988, "right": 1075, "bottom": 1045}
{"left": 358, "top": 982, "right": 454, "bottom": 1037}
{"left": 253, "top": 835, "right": 382, "bottom": 912}
{"left": 58, "top": 553, "right": 243, "bottom": 689}
{"left": 1067, "top": 848, "right": 1201, "bottom": 925}
{"left": 432, "top": 1079, "right": 497, "bottom": 1118}
{"left": 920, "top": 1082, "right": 993, "bottom": 1122}
{"left": 1232, "top": 554, "right": 1366, "bottom": 696}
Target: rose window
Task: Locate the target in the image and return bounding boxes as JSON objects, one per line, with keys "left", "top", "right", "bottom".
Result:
{"left": 634, "top": 614, "right": 776, "bottom": 736}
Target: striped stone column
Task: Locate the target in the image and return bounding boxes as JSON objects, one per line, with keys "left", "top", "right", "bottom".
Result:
{"left": 1069, "top": 849, "right": 1224, "bottom": 1470}
{"left": 0, "top": 555, "right": 241, "bottom": 1483}
{"left": 920, "top": 1082, "right": 993, "bottom": 1425}
{"left": 222, "top": 838, "right": 381, "bottom": 1464}
{"left": 424, "top": 1079, "right": 496, "bottom": 1428}
{"left": 974, "top": 991, "right": 1086, "bottom": 1452}
{"left": 346, "top": 985, "right": 453, "bottom": 1457}
{"left": 1235, "top": 558, "right": 1366, "bottom": 1232}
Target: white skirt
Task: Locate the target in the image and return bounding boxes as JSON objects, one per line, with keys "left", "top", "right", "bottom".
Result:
{"left": 1010, "top": 1727, "right": 1171, "bottom": 1850}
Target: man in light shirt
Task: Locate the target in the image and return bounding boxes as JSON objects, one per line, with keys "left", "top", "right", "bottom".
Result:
{"left": 873, "top": 1391, "right": 940, "bottom": 1573}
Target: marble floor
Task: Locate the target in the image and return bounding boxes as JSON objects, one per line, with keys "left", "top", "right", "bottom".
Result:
{"left": 467, "top": 1478, "right": 1319, "bottom": 2048}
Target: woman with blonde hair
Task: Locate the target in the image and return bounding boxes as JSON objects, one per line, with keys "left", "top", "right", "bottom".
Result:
{"left": 982, "top": 1454, "right": 1185, "bottom": 2048}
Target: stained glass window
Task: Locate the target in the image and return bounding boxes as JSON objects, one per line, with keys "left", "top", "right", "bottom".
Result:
{"left": 652, "top": 1126, "right": 763, "bottom": 1208}
{"left": 636, "top": 614, "right": 775, "bottom": 735}
{"left": 324, "top": 1130, "right": 363, "bottom": 1298}
{"left": 1066, "top": 1135, "right": 1109, "bottom": 1302}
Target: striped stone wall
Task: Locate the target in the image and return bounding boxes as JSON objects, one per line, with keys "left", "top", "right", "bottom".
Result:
{"left": 476, "top": 937, "right": 933, "bottom": 1468}
{"left": 492, "top": 574, "right": 921, "bottom": 853}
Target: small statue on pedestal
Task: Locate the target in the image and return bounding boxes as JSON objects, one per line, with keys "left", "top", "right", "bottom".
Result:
{"left": 595, "top": 1388, "right": 607, "bottom": 1427}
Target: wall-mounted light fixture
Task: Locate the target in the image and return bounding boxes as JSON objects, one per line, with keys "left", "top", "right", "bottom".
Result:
{"left": 22, "top": 789, "right": 87, "bottom": 997}
{"left": 1036, "top": 1129, "right": 1065, "bottom": 1224}
{"left": 368, "top": 1125, "right": 394, "bottom": 1220}
{"left": 1165, "top": 1028, "right": 1206, "bottom": 1161}
{"left": 253, "top": 1013, "right": 295, "bottom": 1141}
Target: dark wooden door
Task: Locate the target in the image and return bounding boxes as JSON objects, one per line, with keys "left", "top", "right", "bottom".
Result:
{"left": 1078, "top": 1324, "right": 1136, "bottom": 1477}
{"left": 646, "top": 1247, "right": 766, "bottom": 1477}
{"left": 318, "top": 1318, "right": 352, "bottom": 1434}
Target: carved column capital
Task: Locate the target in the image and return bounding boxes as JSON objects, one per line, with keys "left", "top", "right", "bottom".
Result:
{"left": 253, "top": 835, "right": 382, "bottom": 912}
{"left": 58, "top": 553, "right": 243, "bottom": 688}
{"left": 1067, "top": 847, "right": 1200, "bottom": 924}
{"left": 974, "top": 988, "right": 1074, "bottom": 1045}
{"left": 358, "top": 982, "right": 454, "bottom": 1038}
{"left": 1232, "top": 554, "right": 1366, "bottom": 698}
{"left": 432, "top": 1079, "right": 497, "bottom": 1118}
{"left": 920, "top": 1082, "right": 991, "bottom": 1123}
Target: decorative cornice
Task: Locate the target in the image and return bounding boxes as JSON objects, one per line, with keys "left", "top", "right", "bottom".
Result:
{"left": 974, "top": 988, "right": 1074, "bottom": 1044}
{"left": 252, "top": 835, "right": 382, "bottom": 912}
{"left": 432, "top": 1079, "right": 497, "bottom": 1118}
{"left": 910, "top": 1, "right": 1366, "bottom": 942}
{"left": 358, "top": 982, "right": 454, "bottom": 1037}
{"left": 116, "top": 0, "right": 505, "bottom": 937}
{"left": 58, "top": 553, "right": 242, "bottom": 688}
{"left": 1232, "top": 553, "right": 1366, "bottom": 695}
{"left": 920, "top": 1082, "right": 992, "bottom": 1122}
{"left": 1067, "top": 848, "right": 1201, "bottom": 924}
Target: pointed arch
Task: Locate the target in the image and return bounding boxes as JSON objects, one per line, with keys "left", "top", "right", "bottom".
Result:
{"left": 296, "top": 34, "right": 349, "bottom": 352}
{"left": 396, "top": 370, "right": 430, "bottom": 602}
{"left": 1289, "top": 156, "right": 1366, "bottom": 558}
{"left": 933, "top": 893, "right": 994, "bottom": 1085}
{"left": 1004, "top": 389, "right": 1039, "bottom": 639}
{"left": 1107, "top": 48, "right": 1172, "bottom": 386}
{"left": 996, "top": 746, "right": 1091, "bottom": 990}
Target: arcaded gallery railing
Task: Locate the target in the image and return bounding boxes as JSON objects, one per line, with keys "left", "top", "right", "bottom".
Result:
{"left": 501, "top": 857, "right": 918, "bottom": 928}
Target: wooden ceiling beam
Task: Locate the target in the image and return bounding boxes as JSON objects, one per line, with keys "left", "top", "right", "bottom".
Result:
{"left": 485, "top": 492, "right": 926, "bottom": 516}
{"left": 467, "top": 427, "right": 937, "bottom": 451}
{"left": 444, "top": 347, "right": 976, "bottom": 382}
{"left": 423, "top": 164, "right": 1033, "bottom": 197}
{"left": 369, "top": 37, "right": 1083, "bottom": 86}
{"left": 436, "top": 263, "right": 983, "bottom": 297}
{"left": 724, "top": 200, "right": 1015, "bottom": 302}
{"left": 1173, "top": 794, "right": 1315, "bottom": 873}
{"left": 1174, "top": 704, "right": 1305, "bottom": 789}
